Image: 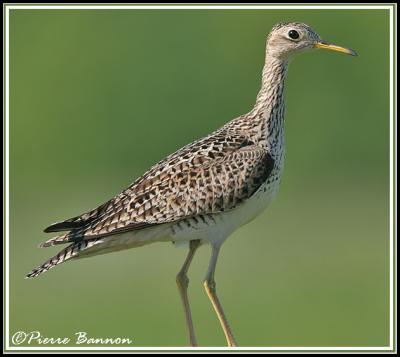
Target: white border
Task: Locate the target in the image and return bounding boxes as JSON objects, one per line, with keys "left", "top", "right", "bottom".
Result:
{"left": 388, "top": 3, "right": 395, "bottom": 351}
{"left": 4, "top": 4, "right": 395, "bottom": 352}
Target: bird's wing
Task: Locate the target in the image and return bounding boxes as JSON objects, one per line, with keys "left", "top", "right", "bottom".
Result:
{"left": 43, "top": 130, "right": 274, "bottom": 244}
{"left": 44, "top": 130, "right": 247, "bottom": 233}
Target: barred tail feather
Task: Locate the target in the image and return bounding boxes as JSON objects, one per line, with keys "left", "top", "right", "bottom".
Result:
{"left": 38, "top": 233, "right": 71, "bottom": 248}
{"left": 26, "top": 240, "right": 89, "bottom": 278}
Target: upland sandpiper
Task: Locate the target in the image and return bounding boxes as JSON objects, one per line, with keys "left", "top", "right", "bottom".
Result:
{"left": 27, "top": 22, "right": 357, "bottom": 347}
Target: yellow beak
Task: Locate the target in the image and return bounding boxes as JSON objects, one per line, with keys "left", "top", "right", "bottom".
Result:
{"left": 314, "top": 41, "right": 358, "bottom": 56}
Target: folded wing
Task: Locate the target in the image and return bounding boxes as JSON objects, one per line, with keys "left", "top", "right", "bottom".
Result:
{"left": 42, "top": 131, "right": 274, "bottom": 246}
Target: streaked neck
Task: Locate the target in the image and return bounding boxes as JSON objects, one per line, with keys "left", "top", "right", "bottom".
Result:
{"left": 253, "top": 55, "right": 288, "bottom": 116}
{"left": 249, "top": 54, "right": 288, "bottom": 157}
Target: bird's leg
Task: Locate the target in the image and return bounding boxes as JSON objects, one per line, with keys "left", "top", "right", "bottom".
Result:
{"left": 204, "top": 244, "right": 237, "bottom": 347}
{"left": 176, "top": 239, "right": 201, "bottom": 347}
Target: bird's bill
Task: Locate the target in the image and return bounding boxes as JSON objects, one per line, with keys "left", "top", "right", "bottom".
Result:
{"left": 314, "top": 41, "right": 358, "bottom": 56}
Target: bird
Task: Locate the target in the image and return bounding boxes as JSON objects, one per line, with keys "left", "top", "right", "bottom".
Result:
{"left": 26, "top": 22, "right": 357, "bottom": 347}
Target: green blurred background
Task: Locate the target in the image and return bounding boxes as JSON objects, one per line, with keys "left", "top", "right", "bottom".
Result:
{"left": 9, "top": 8, "right": 390, "bottom": 348}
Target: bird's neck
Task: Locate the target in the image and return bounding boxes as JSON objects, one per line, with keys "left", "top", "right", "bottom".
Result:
{"left": 250, "top": 55, "right": 289, "bottom": 152}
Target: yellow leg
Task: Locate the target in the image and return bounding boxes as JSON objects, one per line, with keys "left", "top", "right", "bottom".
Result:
{"left": 204, "top": 245, "right": 238, "bottom": 347}
{"left": 176, "top": 240, "right": 201, "bottom": 347}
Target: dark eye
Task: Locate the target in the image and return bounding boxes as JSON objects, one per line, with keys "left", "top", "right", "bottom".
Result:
{"left": 288, "top": 30, "right": 300, "bottom": 40}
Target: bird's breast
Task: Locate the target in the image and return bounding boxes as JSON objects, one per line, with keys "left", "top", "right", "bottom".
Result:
{"left": 169, "top": 170, "right": 283, "bottom": 247}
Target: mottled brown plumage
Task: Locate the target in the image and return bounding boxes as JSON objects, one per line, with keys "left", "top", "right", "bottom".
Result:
{"left": 26, "top": 22, "right": 356, "bottom": 348}
{"left": 41, "top": 131, "right": 274, "bottom": 243}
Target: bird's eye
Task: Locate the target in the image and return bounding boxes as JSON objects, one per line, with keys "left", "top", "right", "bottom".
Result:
{"left": 288, "top": 30, "right": 300, "bottom": 40}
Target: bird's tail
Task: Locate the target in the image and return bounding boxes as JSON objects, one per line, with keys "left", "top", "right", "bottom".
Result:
{"left": 26, "top": 240, "right": 97, "bottom": 278}
{"left": 38, "top": 233, "right": 71, "bottom": 248}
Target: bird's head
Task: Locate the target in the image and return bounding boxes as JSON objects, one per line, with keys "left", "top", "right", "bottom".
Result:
{"left": 266, "top": 22, "right": 357, "bottom": 59}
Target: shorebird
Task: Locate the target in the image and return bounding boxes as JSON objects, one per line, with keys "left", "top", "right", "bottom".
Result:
{"left": 27, "top": 22, "right": 357, "bottom": 347}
